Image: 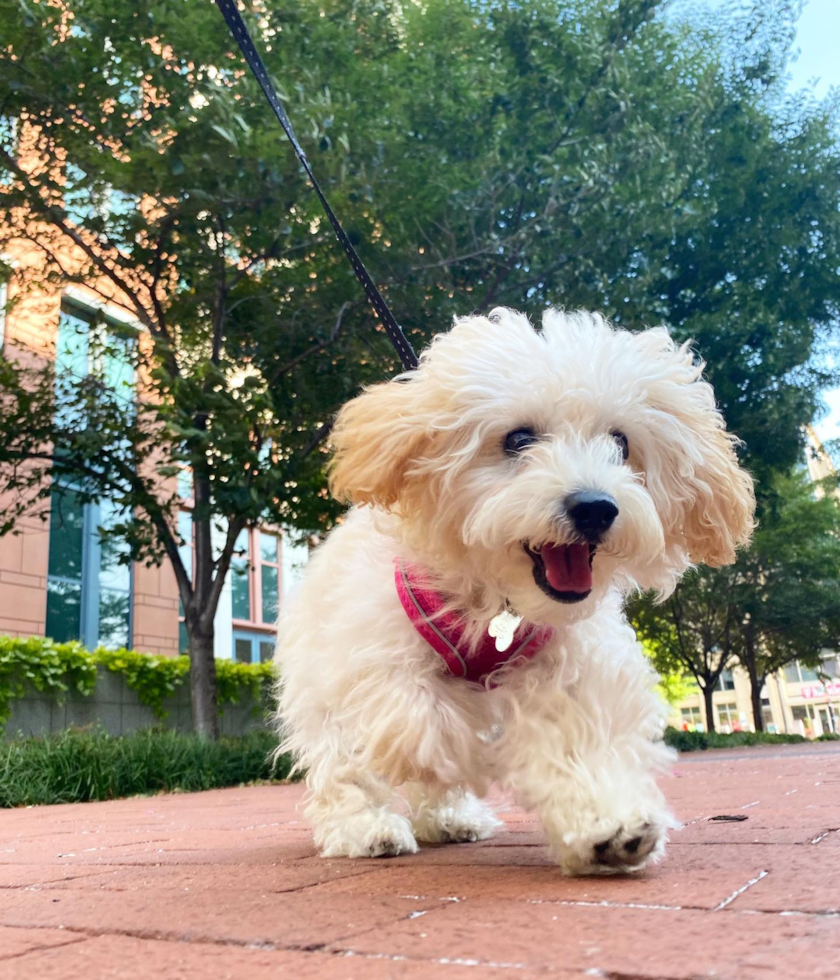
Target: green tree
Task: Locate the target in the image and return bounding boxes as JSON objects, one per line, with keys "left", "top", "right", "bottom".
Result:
{"left": 632, "top": 567, "right": 740, "bottom": 733}
{"left": 1, "top": 0, "right": 838, "bottom": 735}
{"left": 632, "top": 470, "right": 840, "bottom": 733}
{"left": 733, "top": 470, "right": 840, "bottom": 730}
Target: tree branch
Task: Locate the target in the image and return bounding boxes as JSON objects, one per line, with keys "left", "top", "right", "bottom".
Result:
{"left": 268, "top": 300, "right": 352, "bottom": 385}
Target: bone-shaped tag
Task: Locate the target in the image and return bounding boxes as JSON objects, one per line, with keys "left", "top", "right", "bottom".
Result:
{"left": 488, "top": 610, "right": 522, "bottom": 652}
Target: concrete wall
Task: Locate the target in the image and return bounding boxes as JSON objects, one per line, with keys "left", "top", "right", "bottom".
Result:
{"left": 4, "top": 666, "right": 270, "bottom": 739}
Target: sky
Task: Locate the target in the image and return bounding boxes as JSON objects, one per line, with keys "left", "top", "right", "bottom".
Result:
{"left": 783, "top": 0, "right": 840, "bottom": 446}
{"left": 676, "top": 0, "right": 840, "bottom": 446}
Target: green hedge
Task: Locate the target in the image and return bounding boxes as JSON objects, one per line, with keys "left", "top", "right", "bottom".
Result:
{"left": 0, "top": 728, "right": 292, "bottom": 807}
{"left": 0, "top": 636, "right": 276, "bottom": 723}
{"left": 664, "top": 726, "right": 808, "bottom": 752}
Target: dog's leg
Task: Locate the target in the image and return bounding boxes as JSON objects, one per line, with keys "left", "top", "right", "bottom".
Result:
{"left": 406, "top": 783, "right": 502, "bottom": 844}
{"left": 304, "top": 760, "right": 418, "bottom": 859}
{"left": 529, "top": 749, "right": 675, "bottom": 876}
{"left": 503, "top": 629, "right": 676, "bottom": 875}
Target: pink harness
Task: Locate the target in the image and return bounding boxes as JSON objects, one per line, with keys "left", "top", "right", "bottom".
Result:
{"left": 394, "top": 559, "right": 555, "bottom": 684}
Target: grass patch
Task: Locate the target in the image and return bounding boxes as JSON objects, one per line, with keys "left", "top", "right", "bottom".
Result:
{"left": 664, "top": 726, "right": 808, "bottom": 752}
{"left": 0, "top": 727, "right": 294, "bottom": 807}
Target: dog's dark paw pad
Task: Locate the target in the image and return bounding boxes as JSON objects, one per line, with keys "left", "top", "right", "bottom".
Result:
{"left": 368, "top": 837, "right": 404, "bottom": 857}
{"left": 592, "top": 822, "right": 658, "bottom": 869}
{"left": 442, "top": 828, "right": 480, "bottom": 844}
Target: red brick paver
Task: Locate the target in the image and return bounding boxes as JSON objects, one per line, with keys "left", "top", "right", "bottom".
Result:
{"left": 1, "top": 743, "right": 839, "bottom": 979}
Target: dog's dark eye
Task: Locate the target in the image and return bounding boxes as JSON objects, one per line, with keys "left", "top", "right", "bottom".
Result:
{"left": 504, "top": 427, "right": 538, "bottom": 457}
{"left": 612, "top": 430, "right": 629, "bottom": 461}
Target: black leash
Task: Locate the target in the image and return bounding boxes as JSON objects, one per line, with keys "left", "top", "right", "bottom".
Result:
{"left": 213, "top": 0, "right": 419, "bottom": 372}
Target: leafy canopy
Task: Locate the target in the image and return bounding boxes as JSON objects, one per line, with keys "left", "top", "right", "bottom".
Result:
{"left": 0, "top": 0, "right": 838, "bottom": 589}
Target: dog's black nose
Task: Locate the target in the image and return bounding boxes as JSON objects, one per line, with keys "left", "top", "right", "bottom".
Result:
{"left": 566, "top": 491, "right": 619, "bottom": 540}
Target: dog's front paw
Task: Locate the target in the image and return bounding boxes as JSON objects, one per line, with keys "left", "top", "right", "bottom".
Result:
{"left": 550, "top": 815, "right": 670, "bottom": 876}
{"left": 591, "top": 820, "right": 663, "bottom": 870}
{"left": 318, "top": 809, "right": 419, "bottom": 859}
{"left": 552, "top": 820, "right": 668, "bottom": 875}
{"left": 412, "top": 792, "right": 502, "bottom": 845}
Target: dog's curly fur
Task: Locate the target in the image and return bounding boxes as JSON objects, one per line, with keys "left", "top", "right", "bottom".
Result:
{"left": 274, "top": 308, "right": 755, "bottom": 873}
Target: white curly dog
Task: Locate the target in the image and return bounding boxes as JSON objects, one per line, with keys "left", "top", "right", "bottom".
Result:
{"left": 275, "top": 308, "right": 754, "bottom": 874}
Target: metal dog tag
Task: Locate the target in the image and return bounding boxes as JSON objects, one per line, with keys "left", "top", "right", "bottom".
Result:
{"left": 488, "top": 610, "right": 522, "bottom": 652}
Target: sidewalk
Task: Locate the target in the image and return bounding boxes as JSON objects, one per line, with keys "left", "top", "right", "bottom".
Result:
{"left": 1, "top": 742, "right": 839, "bottom": 979}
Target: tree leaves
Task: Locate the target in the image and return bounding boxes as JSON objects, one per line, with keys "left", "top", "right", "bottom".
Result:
{"left": 0, "top": 1, "right": 838, "bottom": 709}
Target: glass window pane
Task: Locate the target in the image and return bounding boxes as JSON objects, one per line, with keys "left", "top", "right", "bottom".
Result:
{"left": 45, "top": 579, "right": 82, "bottom": 643}
{"left": 260, "top": 533, "right": 278, "bottom": 563}
{"left": 56, "top": 305, "right": 89, "bottom": 356}
{"left": 799, "top": 665, "right": 819, "bottom": 682}
{"left": 177, "top": 468, "right": 192, "bottom": 499}
{"left": 260, "top": 565, "right": 278, "bottom": 624}
{"left": 103, "top": 333, "right": 135, "bottom": 407}
{"left": 259, "top": 641, "right": 274, "bottom": 664}
{"left": 47, "top": 488, "right": 85, "bottom": 581}
{"left": 231, "top": 529, "right": 250, "bottom": 620}
{"left": 232, "top": 562, "right": 250, "bottom": 620}
{"left": 97, "top": 498, "right": 131, "bottom": 592}
{"left": 234, "top": 637, "right": 252, "bottom": 664}
{"left": 177, "top": 511, "right": 193, "bottom": 579}
{"left": 56, "top": 310, "right": 91, "bottom": 378}
{"left": 784, "top": 663, "right": 800, "bottom": 683}
{"left": 179, "top": 620, "right": 189, "bottom": 654}
{"left": 98, "top": 587, "right": 130, "bottom": 649}
{"left": 715, "top": 669, "right": 735, "bottom": 692}
{"left": 55, "top": 308, "right": 90, "bottom": 430}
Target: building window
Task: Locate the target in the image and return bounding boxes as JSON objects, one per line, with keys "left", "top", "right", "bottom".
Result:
{"left": 817, "top": 705, "right": 837, "bottom": 736}
{"left": 232, "top": 629, "right": 275, "bottom": 665}
{"left": 258, "top": 532, "right": 280, "bottom": 625}
{"left": 784, "top": 661, "right": 822, "bottom": 684}
{"left": 231, "top": 528, "right": 281, "bottom": 628}
{"left": 761, "top": 697, "right": 775, "bottom": 733}
{"left": 791, "top": 704, "right": 818, "bottom": 737}
{"left": 716, "top": 701, "right": 740, "bottom": 734}
{"left": 46, "top": 302, "right": 135, "bottom": 649}
{"left": 715, "top": 669, "right": 736, "bottom": 692}
{"left": 54, "top": 301, "right": 135, "bottom": 427}
{"left": 177, "top": 510, "right": 194, "bottom": 654}
{"left": 46, "top": 487, "right": 132, "bottom": 649}
{"left": 680, "top": 705, "right": 703, "bottom": 731}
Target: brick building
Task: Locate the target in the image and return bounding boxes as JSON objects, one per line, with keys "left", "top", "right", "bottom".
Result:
{"left": 0, "top": 248, "right": 307, "bottom": 662}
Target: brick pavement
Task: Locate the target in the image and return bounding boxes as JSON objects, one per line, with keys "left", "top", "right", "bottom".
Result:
{"left": 1, "top": 742, "right": 839, "bottom": 979}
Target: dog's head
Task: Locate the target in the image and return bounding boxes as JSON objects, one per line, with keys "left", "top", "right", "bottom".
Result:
{"left": 330, "top": 308, "right": 755, "bottom": 625}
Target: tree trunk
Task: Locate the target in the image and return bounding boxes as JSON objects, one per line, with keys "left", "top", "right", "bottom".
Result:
{"left": 702, "top": 684, "right": 716, "bottom": 734}
{"left": 750, "top": 680, "right": 765, "bottom": 732}
{"left": 742, "top": 632, "right": 764, "bottom": 732}
{"left": 189, "top": 627, "right": 219, "bottom": 740}
{"left": 745, "top": 656, "right": 765, "bottom": 733}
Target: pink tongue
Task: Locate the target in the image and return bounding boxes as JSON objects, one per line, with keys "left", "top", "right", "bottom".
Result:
{"left": 541, "top": 543, "right": 592, "bottom": 593}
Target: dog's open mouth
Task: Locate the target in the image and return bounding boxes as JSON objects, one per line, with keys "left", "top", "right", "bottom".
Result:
{"left": 524, "top": 542, "right": 594, "bottom": 603}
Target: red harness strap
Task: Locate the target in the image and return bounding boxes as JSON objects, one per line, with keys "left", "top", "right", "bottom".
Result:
{"left": 394, "top": 559, "right": 555, "bottom": 684}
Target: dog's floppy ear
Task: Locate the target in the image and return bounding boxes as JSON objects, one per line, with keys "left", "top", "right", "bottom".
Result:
{"left": 680, "top": 412, "right": 756, "bottom": 566}
{"left": 641, "top": 330, "right": 756, "bottom": 566}
{"left": 329, "top": 378, "right": 433, "bottom": 509}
